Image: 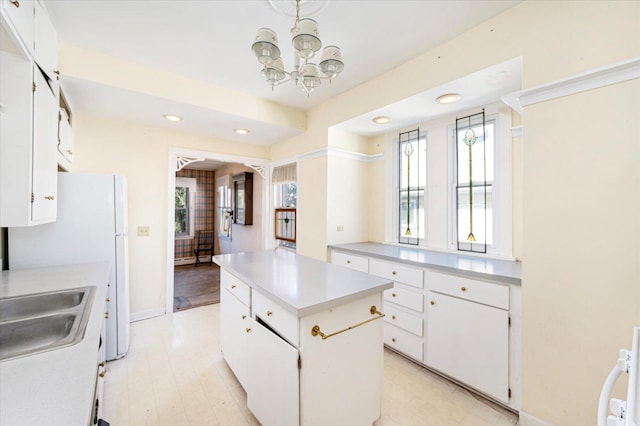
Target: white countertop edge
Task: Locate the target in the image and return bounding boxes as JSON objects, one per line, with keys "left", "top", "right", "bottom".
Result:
{"left": 329, "top": 242, "right": 521, "bottom": 285}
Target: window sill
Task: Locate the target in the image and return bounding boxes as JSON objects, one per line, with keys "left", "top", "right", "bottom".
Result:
{"left": 175, "top": 235, "right": 194, "bottom": 241}
{"left": 383, "top": 240, "right": 517, "bottom": 262}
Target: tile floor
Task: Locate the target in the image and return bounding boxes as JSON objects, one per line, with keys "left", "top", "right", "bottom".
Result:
{"left": 103, "top": 304, "right": 520, "bottom": 426}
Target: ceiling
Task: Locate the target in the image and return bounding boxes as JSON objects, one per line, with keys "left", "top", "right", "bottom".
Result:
{"left": 47, "top": 0, "right": 522, "bottom": 146}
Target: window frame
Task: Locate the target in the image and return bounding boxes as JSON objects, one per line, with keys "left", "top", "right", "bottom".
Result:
{"left": 175, "top": 177, "right": 196, "bottom": 240}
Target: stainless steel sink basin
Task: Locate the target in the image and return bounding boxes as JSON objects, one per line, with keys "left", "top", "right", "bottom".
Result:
{"left": 0, "top": 287, "right": 95, "bottom": 361}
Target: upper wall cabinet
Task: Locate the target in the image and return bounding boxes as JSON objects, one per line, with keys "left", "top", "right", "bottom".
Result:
{"left": 0, "top": 0, "right": 59, "bottom": 226}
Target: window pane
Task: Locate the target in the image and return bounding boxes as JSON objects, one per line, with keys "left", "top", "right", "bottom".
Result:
{"left": 456, "top": 185, "right": 492, "bottom": 246}
{"left": 457, "top": 122, "right": 494, "bottom": 185}
{"left": 399, "top": 189, "right": 424, "bottom": 244}
{"left": 399, "top": 129, "right": 425, "bottom": 245}
{"left": 175, "top": 187, "right": 189, "bottom": 235}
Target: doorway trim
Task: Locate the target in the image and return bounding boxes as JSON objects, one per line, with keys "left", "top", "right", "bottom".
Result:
{"left": 166, "top": 147, "right": 271, "bottom": 314}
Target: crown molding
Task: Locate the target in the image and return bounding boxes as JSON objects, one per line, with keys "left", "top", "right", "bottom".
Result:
{"left": 502, "top": 57, "right": 640, "bottom": 114}
{"left": 297, "top": 147, "right": 384, "bottom": 163}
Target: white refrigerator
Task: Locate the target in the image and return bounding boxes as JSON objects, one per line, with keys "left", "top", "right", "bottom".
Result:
{"left": 8, "top": 172, "right": 130, "bottom": 361}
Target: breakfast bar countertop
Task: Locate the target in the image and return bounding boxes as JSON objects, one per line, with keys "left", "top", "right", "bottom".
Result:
{"left": 213, "top": 249, "right": 393, "bottom": 317}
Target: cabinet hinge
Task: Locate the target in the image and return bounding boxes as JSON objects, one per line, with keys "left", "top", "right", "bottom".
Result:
{"left": 508, "top": 388, "right": 512, "bottom": 399}
{"left": 297, "top": 356, "right": 302, "bottom": 370}
{"left": 31, "top": 192, "right": 34, "bottom": 203}
{"left": 32, "top": 82, "right": 36, "bottom": 92}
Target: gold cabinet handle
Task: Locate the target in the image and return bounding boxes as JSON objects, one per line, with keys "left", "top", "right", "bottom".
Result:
{"left": 99, "top": 371, "right": 106, "bottom": 378}
{"left": 391, "top": 293, "right": 396, "bottom": 297}
{"left": 10, "top": 1, "right": 19, "bottom": 8}
{"left": 231, "top": 284, "right": 236, "bottom": 289}
{"left": 245, "top": 328, "right": 251, "bottom": 333}
{"left": 66, "top": 149, "right": 73, "bottom": 155}
{"left": 44, "top": 195, "right": 55, "bottom": 200}
{"left": 241, "top": 315, "right": 246, "bottom": 319}
{"left": 99, "top": 362, "right": 106, "bottom": 368}
{"left": 105, "top": 297, "right": 110, "bottom": 302}
{"left": 392, "top": 338, "right": 396, "bottom": 343}
{"left": 461, "top": 286, "right": 467, "bottom": 292}
{"left": 392, "top": 271, "right": 397, "bottom": 275}
{"left": 104, "top": 312, "right": 109, "bottom": 319}
{"left": 391, "top": 315, "right": 396, "bottom": 320}
{"left": 53, "top": 70, "right": 60, "bottom": 75}
{"left": 430, "top": 300, "right": 435, "bottom": 305}
{"left": 266, "top": 310, "right": 273, "bottom": 316}
{"left": 346, "top": 260, "right": 351, "bottom": 264}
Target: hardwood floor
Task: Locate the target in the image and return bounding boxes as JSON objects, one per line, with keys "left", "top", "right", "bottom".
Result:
{"left": 173, "top": 263, "right": 220, "bottom": 312}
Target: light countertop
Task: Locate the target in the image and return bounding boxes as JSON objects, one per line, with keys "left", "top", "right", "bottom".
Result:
{"left": 213, "top": 249, "right": 393, "bottom": 317}
{"left": 0, "top": 262, "right": 110, "bottom": 426}
{"left": 329, "top": 242, "right": 521, "bottom": 285}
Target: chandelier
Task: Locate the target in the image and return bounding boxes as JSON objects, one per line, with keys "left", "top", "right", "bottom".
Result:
{"left": 251, "top": 0, "right": 344, "bottom": 96}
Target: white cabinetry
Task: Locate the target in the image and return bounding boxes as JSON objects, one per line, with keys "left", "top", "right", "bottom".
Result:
{"left": 426, "top": 273, "right": 510, "bottom": 403}
{"left": 0, "top": 0, "right": 58, "bottom": 226}
{"left": 219, "top": 270, "right": 251, "bottom": 389}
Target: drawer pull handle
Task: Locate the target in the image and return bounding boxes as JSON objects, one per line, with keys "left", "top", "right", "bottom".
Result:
{"left": 266, "top": 310, "right": 273, "bottom": 316}
{"left": 10, "top": 1, "right": 19, "bottom": 7}
{"left": 104, "top": 312, "right": 109, "bottom": 319}
{"left": 392, "top": 293, "right": 396, "bottom": 297}
{"left": 461, "top": 286, "right": 467, "bottom": 292}
{"left": 346, "top": 260, "right": 351, "bottom": 264}
{"left": 311, "top": 305, "right": 385, "bottom": 341}
{"left": 45, "top": 195, "right": 55, "bottom": 200}
{"left": 430, "top": 300, "right": 435, "bottom": 305}
{"left": 105, "top": 297, "right": 110, "bottom": 302}
{"left": 392, "top": 315, "right": 396, "bottom": 320}
{"left": 99, "top": 362, "right": 106, "bottom": 367}
{"left": 246, "top": 328, "right": 251, "bottom": 333}
{"left": 231, "top": 284, "right": 236, "bottom": 289}
{"left": 392, "top": 271, "right": 397, "bottom": 275}
{"left": 392, "top": 338, "right": 396, "bottom": 343}
{"left": 99, "top": 371, "right": 106, "bottom": 378}
{"left": 241, "top": 315, "right": 246, "bottom": 319}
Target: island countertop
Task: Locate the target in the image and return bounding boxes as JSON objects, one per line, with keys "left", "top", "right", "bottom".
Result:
{"left": 213, "top": 249, "right": 393, "bottom": 317}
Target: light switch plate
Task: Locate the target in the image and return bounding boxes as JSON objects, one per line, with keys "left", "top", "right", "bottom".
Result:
{"left": 137, "top": 226, "right": 150, "bottom": 237}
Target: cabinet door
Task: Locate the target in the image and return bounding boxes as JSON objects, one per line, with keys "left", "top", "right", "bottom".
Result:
{"left": 427, "top": 291, "right": 509, "bottom": 403}
{"left": 31, "top": 65, "right": 57, "bottom": 223}
{"left": 1, "top": 0, "right": 34, "bottom": 56}
{"left": 246, "top": 317, "right": 299, "bottom": 426}
{"left": 220, "top": 288, "right": 250, "bottom": 389}
{"left": 33, "top": 0, "right": 57, "bottom": 82}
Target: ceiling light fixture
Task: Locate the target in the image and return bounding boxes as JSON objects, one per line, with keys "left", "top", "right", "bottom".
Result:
{"left": 436, "top": 93, "right": 462, "bottom": 104}
{"left": 162, "top": 114, "right": 183, "bottom": 122}
{"left": 234, "top": 128, "right": 250, "bottom": 135}
{"left": 251, "top": 0, "right": 344, "bottom": 96}
{"left": 373, "top": 116, "right": 391, "bottom": 124}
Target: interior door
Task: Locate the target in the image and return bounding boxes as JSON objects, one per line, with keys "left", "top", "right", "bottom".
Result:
{"left": 246, "top": 316, "right": 299, "bottom": 426}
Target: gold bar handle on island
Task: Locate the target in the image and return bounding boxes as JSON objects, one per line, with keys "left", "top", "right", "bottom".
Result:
{"left": 310, "top": 305, "right": 385, "bottom": 341}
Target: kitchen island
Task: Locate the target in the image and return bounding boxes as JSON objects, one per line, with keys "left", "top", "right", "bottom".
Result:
{"left": 214, "top": 249, "right": 394, "bottom": 426}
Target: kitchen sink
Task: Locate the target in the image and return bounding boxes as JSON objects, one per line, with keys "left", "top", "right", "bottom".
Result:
{"left": 0, "top": 287, "right": 95, "bottom": 361}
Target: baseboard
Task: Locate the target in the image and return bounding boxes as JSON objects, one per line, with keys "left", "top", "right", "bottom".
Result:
{"left": 519, "top": 411, "right": 551, "bottom": 426}
{"left": 174, "top": 256, "right": 210, "bottom": 266}
{"left": 130, "top": 308, "right": 165, "bottom": 322}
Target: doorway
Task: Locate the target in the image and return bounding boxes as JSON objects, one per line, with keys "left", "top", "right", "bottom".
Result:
{"left": 166, "top": 148, "right": 271, "bottom": 315}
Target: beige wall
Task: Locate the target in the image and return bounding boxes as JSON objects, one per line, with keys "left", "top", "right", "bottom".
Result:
{"left": 73, "top": 114, "right": 269, "bottom": 315}
{"left": 522, "top": 79, "right": 640, "bottom": 423}
{"left": 214, "top": 164, "right": 263, "bottom": 255}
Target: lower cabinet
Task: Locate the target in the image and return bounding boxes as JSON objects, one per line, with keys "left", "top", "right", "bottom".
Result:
{"left": 220, "top": 284, "right": 250, "bottom": 389}
{"left": 246, "top": 316, "right": 299, "bottom": 426}
{"left": 427, "top": 290, "right": 509, "bottom": 402}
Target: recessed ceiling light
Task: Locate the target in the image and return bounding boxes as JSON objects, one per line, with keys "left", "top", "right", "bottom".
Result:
{"left": 162, "top": 114, "right": 183, "bottom": 122}
{"left": 234, "top": 128, "right": 250, "bottom": 135}
{"left": 372, "top": 116, "right": 391, "bottom": 124}
{"left": 436, "top": 93, "right": 462, "bottom": 104}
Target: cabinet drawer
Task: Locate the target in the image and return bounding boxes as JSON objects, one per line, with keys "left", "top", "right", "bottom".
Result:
{"left": 427, "top": 271, "right": 509, "bottom": 310}
{"left": 253, "top": 290, "right": 299, "bottom": 347}
{"left": 384, "top": 304, "right": 423, "bottom": 337}
{"left": 221, "top": 269, "right": 251, "bottom": 306}
{"left": 370, "top": 259, "right": 423, "bottom": 288}
{"left": 330, "top": 251, "right": 369, "bottom": 273}
{"left": 383, "top": 322, "right": 423, "bottom": 361}
{"left": 384, "top": 286, "right": 423, "bottom": 313}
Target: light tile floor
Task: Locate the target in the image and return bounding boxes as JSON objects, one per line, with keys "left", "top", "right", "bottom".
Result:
{"left": 103, "top": 304, "right": 520, "bottom": 426}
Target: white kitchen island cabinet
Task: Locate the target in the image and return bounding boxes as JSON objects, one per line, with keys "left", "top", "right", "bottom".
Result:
{"left": 214, "top": 249, "right": 393, "bottom": 426}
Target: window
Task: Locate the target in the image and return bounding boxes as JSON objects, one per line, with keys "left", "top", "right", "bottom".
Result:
{"left": 452, "top": 112, "right": 495, "bottom": 253}
{"left": 272, "top": 163, "right": 297, "bottom": 249}
{"left": 175, "top": 177, "right": 196, "bottom": 238}
{"left": 398, "top": 129, "right": 426, "bottom": 245}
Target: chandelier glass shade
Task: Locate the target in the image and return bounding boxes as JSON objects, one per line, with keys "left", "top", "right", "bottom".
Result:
{"left": 251, "top": 0, "right": 344, "bottom": 95}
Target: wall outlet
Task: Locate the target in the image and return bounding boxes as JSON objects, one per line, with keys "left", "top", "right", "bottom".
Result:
{"left": 337, "top": 225, "right": 344, "bottom": 232}
{"left": 137, "top": 226, "right": 150, "bottom": 237}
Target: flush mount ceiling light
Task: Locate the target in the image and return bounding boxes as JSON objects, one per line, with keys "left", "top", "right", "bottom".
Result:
{"left": 162, "top": 114, "right": 183, "bottom": 122}
{"left": 251, "top": 0, "right": 344, "bottom": 96}
{"left": 436, "top": 93, "right": 462, "bottom": 104}
{"left": 234, "top": 128, "right": 250, "bottom": 135}
{"left": 372, "top": 116, "right": 391, "bottom": 124}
